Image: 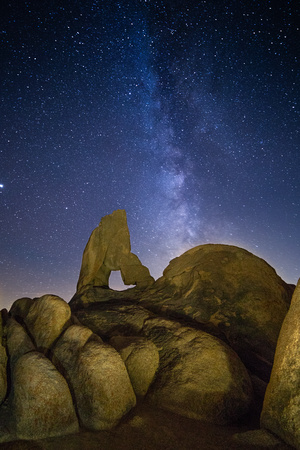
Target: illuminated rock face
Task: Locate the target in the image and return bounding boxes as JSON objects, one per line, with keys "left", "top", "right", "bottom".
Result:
{"left": 0, "top": 313, "right": 7, "bottom": 405}
{"left": 53, "top": 325, "right": 136, "bottom": 430}
{"left": 70, "top": 341, "right": 136, "bottom": 430}
{"left": 76, "top": 209, "right": 154, "bottom": 292}
{"left": 261, "top": 279, "right": 300, "bottom": 449}
{"left": 140, "top": 244, "right": 293, "bottom": 381}
{"left": 11, "top": 352, "right": 79, "bottom": 440}
{"left": 52, "top": 324, "right": 96, "bottom": 374}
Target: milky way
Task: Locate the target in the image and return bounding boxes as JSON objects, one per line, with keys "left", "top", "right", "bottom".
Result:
{"left": 0, "top": 1, "right": 299, "bottom": 309}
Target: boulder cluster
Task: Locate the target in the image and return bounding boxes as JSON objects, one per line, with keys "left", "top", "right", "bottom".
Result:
{"left": 0, "top": 210, "right": 299, "bottom": 448}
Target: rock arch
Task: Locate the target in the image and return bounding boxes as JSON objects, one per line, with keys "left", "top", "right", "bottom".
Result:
{"left": 76, "top": 210, "right": 154, "bottom": 293}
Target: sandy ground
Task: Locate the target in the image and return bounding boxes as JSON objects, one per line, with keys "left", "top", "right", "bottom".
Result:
{"left": 0, "top": 400, "right": 292, "bottom": 450}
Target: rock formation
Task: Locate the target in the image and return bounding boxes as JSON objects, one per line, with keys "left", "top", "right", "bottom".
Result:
{"left": 74, "top": 300, "right": 253, "bottom": 425}
{"left": 4, "top": 315, "right": 79, "bottom": 441}
{"left": 76, "top": 209, "right": 154, "bottom": 293}
{"left": 139, "top": 244, "right": 293, "bottom": 381}
{"left": 9, "top": 297, "right": 35, "bottom": 321}
{"left": 261, "top": 279, "right": 300, "bottom": 449}
{"left": 0, "top": 210, "right": 297, "bottom": 448}
{"left": 0, "top": 296, "right": 138, "bottom": 442}
{"left": 74, "top": 298, "right": 154, "bottom": 336}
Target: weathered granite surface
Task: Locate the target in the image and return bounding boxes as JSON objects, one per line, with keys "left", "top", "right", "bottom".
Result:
{"left": 261, "top": 279, "right": 300, "bottom": 449}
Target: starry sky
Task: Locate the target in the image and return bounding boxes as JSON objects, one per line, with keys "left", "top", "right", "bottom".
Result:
{"left": 0, "top": 0, "right": 299, "bottom": 310}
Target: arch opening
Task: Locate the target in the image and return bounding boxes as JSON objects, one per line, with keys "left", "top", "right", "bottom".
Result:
{"left": 108, "top": 270, "right": 135, "bottom": 291}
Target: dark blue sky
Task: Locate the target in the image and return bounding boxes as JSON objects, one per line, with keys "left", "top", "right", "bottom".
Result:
{"left": 1, "top": 0, "right": 299, "bottom": 309}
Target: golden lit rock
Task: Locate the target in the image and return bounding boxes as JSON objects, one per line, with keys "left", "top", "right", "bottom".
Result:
{"left": 25, "top": 294, "right": 71, "bottom": 352}
{"left": 11, "top": 352, "right": 79, "bottom": 440}
{"left": 261, "top": 279, "right": 300, "bottom": 449}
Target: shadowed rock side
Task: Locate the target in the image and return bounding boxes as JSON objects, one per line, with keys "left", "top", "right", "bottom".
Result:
{"left": 8, "top": 297, "right": 34, "bottom": 322}
{"left": 73, "top": 296, "right": 154, "bottom": 336}
{"left": 76, "top": 209, "right": 154, "bottom": 294}
{"left": 261, "top": 279, "right": 300, "bottom": 449}
{"left": 5, "top": 318, "right": 35, "bottom": 368}
{"left": 139, "top": 244, "right": 293, "bottom": 381}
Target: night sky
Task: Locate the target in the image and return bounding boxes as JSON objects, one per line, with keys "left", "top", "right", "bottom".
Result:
{"left": 1, "top": 1, "right": 299, "bottom": 310}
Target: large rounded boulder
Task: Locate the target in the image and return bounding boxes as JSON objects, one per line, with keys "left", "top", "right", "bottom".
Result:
{"left": 53, "top": 325, "right": 136, "bottom": 430}
{"left": 140, "top": 244, "right": 293, "bottom": 380}
{"left": 143, "top": 317, "right": 253, "bottom": 424}
{"left": 24, "top": 295, "right": 71, "bottom": 352}
{"left": 10, "top": 352, "right": 79, "bottom": 440}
